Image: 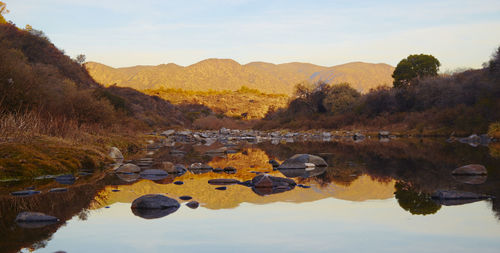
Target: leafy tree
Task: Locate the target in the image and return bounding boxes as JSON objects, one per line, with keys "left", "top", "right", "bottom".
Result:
{"left": 75, "top": 54, "right": 86, "bottom": 65}
{"left": 487, "top": 46, "right": 500, "bottom": 79}
{"left": 0, "top": 1, "right": 8, "bottom": 24}
{"left": 392, "top": 54, "right": 440, "bottom": 88}
{"left": 322, "top": 83, "right": 361, "bottom": 114}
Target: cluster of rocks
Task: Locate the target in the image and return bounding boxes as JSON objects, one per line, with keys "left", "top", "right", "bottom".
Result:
{"left": 10, "top": 174, "right": 76, "bottom": 197}
{"left": 155, "top": 128, "right": 397, "bottom": 146}
{"left": 447, "top": 134, "right": 492, "bottom": 147}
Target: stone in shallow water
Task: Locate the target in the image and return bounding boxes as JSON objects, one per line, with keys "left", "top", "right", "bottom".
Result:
{"left": 297, "top": 184, "right": 311, "bottom": 188}
{"left": 140, "top": 169, "right": 169, "bottom": 181}
{"left": 173, "top": 181, "right": 184, "bottom": 185}
{"left": 179, "top": 195, "right": 192, "bottom": 200}
{"left": 208, "top": 179, "right": 240, "bottom": 185}
{"left": 11, "top": 190, "right": 41, "bottom": 196}
{"left": 116, "top": 163, "right": 141, "bottom": 174}
{"left": 15, "top": 212, "right": 59, "bottom": 228}
{"left": 186, "top": 201, "right": 199, "bottom": 209}
{"left": 213, "top": 167, "right": 224, "bottom": 173}
{"left": 131, "top": 194, "right": 180, "bottom": 219}
{"left": 111, "top": 189, "right": 120, "bottom": 192}
{"left": 215, "top": 186, "right": 227, "bottom": 190}
{"left": 277, "top": 154, "right": 327, "bottom": 170}
{"left": 223, "top": 167, "right": 237, "bottom": 174}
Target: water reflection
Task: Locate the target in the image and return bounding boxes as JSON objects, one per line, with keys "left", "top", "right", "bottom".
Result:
{"left": 1, "top": 138, "right": 499, "bottom": 252}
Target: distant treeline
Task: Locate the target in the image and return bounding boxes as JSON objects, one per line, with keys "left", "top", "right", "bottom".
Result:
{"left": 257, "top": 48, "right": 500, "bottom": 135}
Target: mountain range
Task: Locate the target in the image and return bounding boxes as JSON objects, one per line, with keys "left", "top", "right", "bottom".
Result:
{"left": 85, "top": 59, "right": 395, "bottom": 95}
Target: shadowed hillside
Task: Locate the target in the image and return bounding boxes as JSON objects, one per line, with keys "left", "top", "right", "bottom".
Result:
{"left": 85, "top": 60, "right": 394, "bottom": 95}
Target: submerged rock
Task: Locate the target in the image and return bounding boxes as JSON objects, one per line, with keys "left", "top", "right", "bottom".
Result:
{"left": 452, "top": 164, "right": 487, "bottom": 175}
{"left": 131, "top": 194, "right": 180, "bottom": 219}
{"left": 251, "top": 174, "right": 296, "bottom": 188}
{"left": 208, "top": 179, "right": 240, "bottom": 185}
{"left": 15, "top": 212, "right": 59, "bottom": 228}
{"left": 277, "top": 154, "right": 327, "bottom": 170}
{"left": 173, "top": 181, "right": 184, "bottom": 185}
{"left": 116, "top": 163, "right": 141, "bottom": 174}
{"left": 186, "top": 201, "right": 199, "bottom": 209}
{"left": 179, "top": 195, "right": 192, "bottom": 200}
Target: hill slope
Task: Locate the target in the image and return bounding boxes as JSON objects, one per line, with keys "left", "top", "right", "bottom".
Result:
{"left": 86, "top": 59, "right": 394, "bottom": 94}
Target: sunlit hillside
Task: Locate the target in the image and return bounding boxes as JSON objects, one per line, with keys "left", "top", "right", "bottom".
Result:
{"left": 85, "top": 59, "right": 394, "bottom": 95}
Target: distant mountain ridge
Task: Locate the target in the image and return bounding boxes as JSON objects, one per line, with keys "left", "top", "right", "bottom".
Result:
{"left": 85, "top": 59, "right": 394, "bottom": 94}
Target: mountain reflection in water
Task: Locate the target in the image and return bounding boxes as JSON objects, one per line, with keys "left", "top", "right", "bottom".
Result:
{"left": 1, "top": 139, "right": 499, "bottom": 253}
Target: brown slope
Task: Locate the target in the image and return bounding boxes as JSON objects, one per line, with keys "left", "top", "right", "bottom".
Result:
{"left": 309, "top": 62, "right": 394, "bottom": 93}
{"left": 86, "top": 59, "right": 394, "bottom": 94}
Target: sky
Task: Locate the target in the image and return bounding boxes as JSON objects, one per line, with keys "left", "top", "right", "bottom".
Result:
{"left": 4, "top": 0, "right": 500, "bottom": 70}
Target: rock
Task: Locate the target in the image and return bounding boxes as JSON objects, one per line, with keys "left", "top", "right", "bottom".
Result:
{"left": 174, "top": 164, "right": 187, "bottom": 175}
{"left": 452, "top": 164, "right": 487, "bottom": 175}
{"left": 131, "top": 194, "right": 180, "bottom": 219}
{"left": 188, "top": 163, "right": 213, "bottom": 174}
{"left": 11, "top": 190, "right": 41, "bottom": 196}
{"left": 219, "top": 127, "right": 230, "bottom": 135}
{"left": 353, "top": 133, "right": 365, "bottom": 141}
{"left": 223, "top": 166, "right": 237, "bottom": 174}
{"left": 49, "top": 188, "right": 68, "bottom": 193}
{"left": 140, "top": 169, "right": 169, "bottom": 181}
{"left": 109, "top": 147, "right": 124, "bottom": 162}
{"left": 55, "top": 174, "right": 76, "bottom": 185}
{"left": 179, "top": 195, "right": 192, "bottom": 200}
{"left": 431, "top": 190, "right": 494, "bottom": 200}
{"left": 279, "top": 167, "right": 326, "bottom": 178}
{"left": 15, "top": 212, "right": 59, "bottom": 228}
{"left": 160, "top": 129, "right": 175, "bottom": 136}
{"left": 206, "top": 147, "right": 227, "bottom": 154}
{"left": 116, "top": 163, "right": 141, "bottom": 174}
{"left": 155, "top": 161, "right": 176, "bottom": 173}
{"left": 213, "top": 167, "right": 224, "bottom": 173}
{"left": 208, "top": 179, "right": 240, "bottom": 185}
{"left": 378, "top": 131, "right": 390, "bottom": 137}
{"left": 297, "top": 184, "right": 311, "bottom": 188}
{"left": 277, "top": 154, "right": 327, "bottom": 170}
{"left": 268, "top": 159, "right": 280, "bottom": 167}
{"left": 215, "top": 186, "right": 227, "bottom": 190}
{"left": 173, "top": 181, "right": 184, "bottom": 185}
{"left": 112, "top": 189, "right": 120, "bottom": 192}
{"left": 186, "top": 201, "right": 199, "bottom": 209}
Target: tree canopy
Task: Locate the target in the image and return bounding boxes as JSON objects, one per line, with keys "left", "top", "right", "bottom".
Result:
{"left": 392, "top": 54, "right": 440, "bottom": 88}
{"left": 0, "top": 1, "right": 8, "bottom": 24}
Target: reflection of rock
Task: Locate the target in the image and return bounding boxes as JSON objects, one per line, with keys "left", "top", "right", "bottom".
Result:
{"left": 278, "top": 154, "right": 327, "bottom": 169}
{"left": 452, "top": 164, "right": 487, "bottom": 175}
{"left": 250, "top": 174, "right": 296, "bottom": 196}
{"left": 278, "top": 167, "right": 326, "bottom": 178}
{"left": 140, "top": 169, "right": 169, "bottom": 181}
{"left": 179, "top": 196, "right": 192, "bottom": 200}
{"left": 116, "top": 173, "right": 140, "bottom": 182}
{"left": 208, "top": 179, "right": 240, "bottom": 185}
{"left": 10, "top": 190, "right": 41, "bottom": 196}
{"left": 15, "top": 212, "right": 59, "bottom": 228}
{"left": 431, "top": 190, "right": 494, "bottom": 200}
{"left": 452, "top": 175, "right": 487, "bottom": 185}
{"left": 434, "top": 198, "right": 486, "bottom": 206}
{"left": 116, "top": 163, "right": 141, "bottom": 174}
{"left": 55, "top": 174, "right": 76, "bottom": 185}
{"left": 131, "top": 194, "right": 180, "bottom": 219}
{"left": 49, "top": 188, "right": 68, "bottom": 193}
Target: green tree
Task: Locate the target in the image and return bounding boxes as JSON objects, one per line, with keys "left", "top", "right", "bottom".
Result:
{"left": 0, "top": 1, "right": 8, "bottom": 24}
{"left": 322, "top": 83, "right": 361, "bottom": 114}
{"left": 392, "top": 54, "right": 440, "bottom": 88}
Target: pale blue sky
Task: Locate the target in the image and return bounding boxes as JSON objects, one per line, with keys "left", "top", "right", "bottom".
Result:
{"left": 4, "top": 0, "right": 500, "bottom": 70}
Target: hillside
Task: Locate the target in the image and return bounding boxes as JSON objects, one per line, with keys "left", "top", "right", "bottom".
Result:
{"left": 85, "top": 60, "right": 394, "bottom": 94}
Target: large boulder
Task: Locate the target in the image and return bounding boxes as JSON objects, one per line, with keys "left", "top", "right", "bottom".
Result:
{"left": 116, "top": 163, "right": 141, "bottom": 174}
{"left": 277, "top": 154, "right": 327, "bottom": 170}
{"left": 109, "top": 147, "right": 124, "bottom": 162}
{"left": 16, "top": 212, "right": 59, "bottom": 228}
{"left": 131, "top": 194, "right": 180, "bottom": 219}
{"left": 452, "top": 164, "right": 487, "bottom": 175}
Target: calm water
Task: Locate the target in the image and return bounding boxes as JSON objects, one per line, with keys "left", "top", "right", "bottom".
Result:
{"left": 1, "top": 139, "right": 500, "bottom": 253}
